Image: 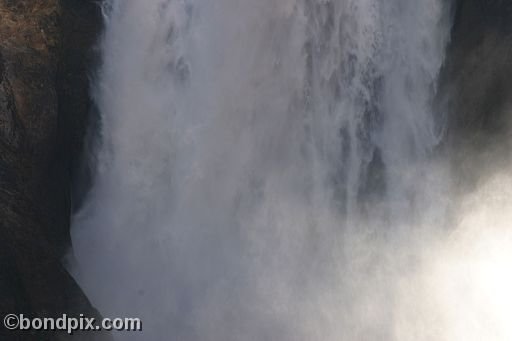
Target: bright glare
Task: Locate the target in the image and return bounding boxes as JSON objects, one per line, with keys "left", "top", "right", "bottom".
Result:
{"left": 396, "top": 173, "right": 512, "bottom": 341}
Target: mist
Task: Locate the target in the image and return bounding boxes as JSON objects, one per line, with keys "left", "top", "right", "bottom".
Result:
{"left": 69, "top": 0, "right": 512, "bottom": 340}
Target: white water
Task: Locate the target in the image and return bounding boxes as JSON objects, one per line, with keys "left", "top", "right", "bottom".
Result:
{"left": 68, "top": 0, "right": 512, "bottom": 340}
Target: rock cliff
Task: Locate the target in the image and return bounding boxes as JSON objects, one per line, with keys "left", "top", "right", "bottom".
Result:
{"left": 442, "top": 0, "right": 512, "bottom": 181}
{"left": 0, "top": 0, "right": 104, "bottom": 339}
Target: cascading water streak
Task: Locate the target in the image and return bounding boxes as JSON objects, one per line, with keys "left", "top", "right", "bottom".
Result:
{"left": 71, "top": 0, "right": 456, "bottom": 340}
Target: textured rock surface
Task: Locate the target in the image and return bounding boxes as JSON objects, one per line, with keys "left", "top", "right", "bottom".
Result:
{"left": 0, "top": 1, "right": 106, "bottom": 339}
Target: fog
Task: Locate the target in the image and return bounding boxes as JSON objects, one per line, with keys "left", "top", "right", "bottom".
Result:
{"left": 69, "top": 0, "right": 512, "bottom": 340}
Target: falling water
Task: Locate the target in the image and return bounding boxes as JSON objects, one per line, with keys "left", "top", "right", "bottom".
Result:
{"left": 70, "top": 0, "right": 460, "bottom": 340}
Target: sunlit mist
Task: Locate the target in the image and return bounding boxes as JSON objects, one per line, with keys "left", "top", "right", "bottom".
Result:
{"left": 67, "top": 0, "right": 512, "bottom": 340}
{"left": 395, "top": 172, "right": 512, "bottom": 341}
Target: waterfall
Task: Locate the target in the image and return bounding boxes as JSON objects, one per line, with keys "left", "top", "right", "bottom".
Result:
{"left": 71, "top": 0, "right": 456, "bottom": 339}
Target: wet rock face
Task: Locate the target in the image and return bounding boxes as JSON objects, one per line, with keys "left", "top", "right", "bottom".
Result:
{"left": 444, "top": 0, "right": 512, "bottom": 143}
{"left": 0, "top": 0, "right": 103, "bottom": 339}
{"left": 440, "top": 0, "right": 512, "bottom": 183}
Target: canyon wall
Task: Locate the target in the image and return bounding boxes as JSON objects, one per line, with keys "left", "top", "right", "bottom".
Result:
{"left": 0, "top": 1, "right": 104, "bottom": 339}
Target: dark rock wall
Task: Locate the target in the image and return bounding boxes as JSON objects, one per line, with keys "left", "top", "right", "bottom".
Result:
{"left": 0, "top": 1, "right": 104, "bottom": 339}
{"left": 445, "top": 0, "right": 512, "bottom": 136}
{"left": 440, "top": 0, "right": 512, "bottom": 183}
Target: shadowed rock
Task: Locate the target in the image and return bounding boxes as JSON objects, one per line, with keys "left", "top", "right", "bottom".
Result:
{"left": 439, "top": 0, "right": 512, "bottom": 184}
{"left": 0, "top": 1, "right": 109, "bottom": 339}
